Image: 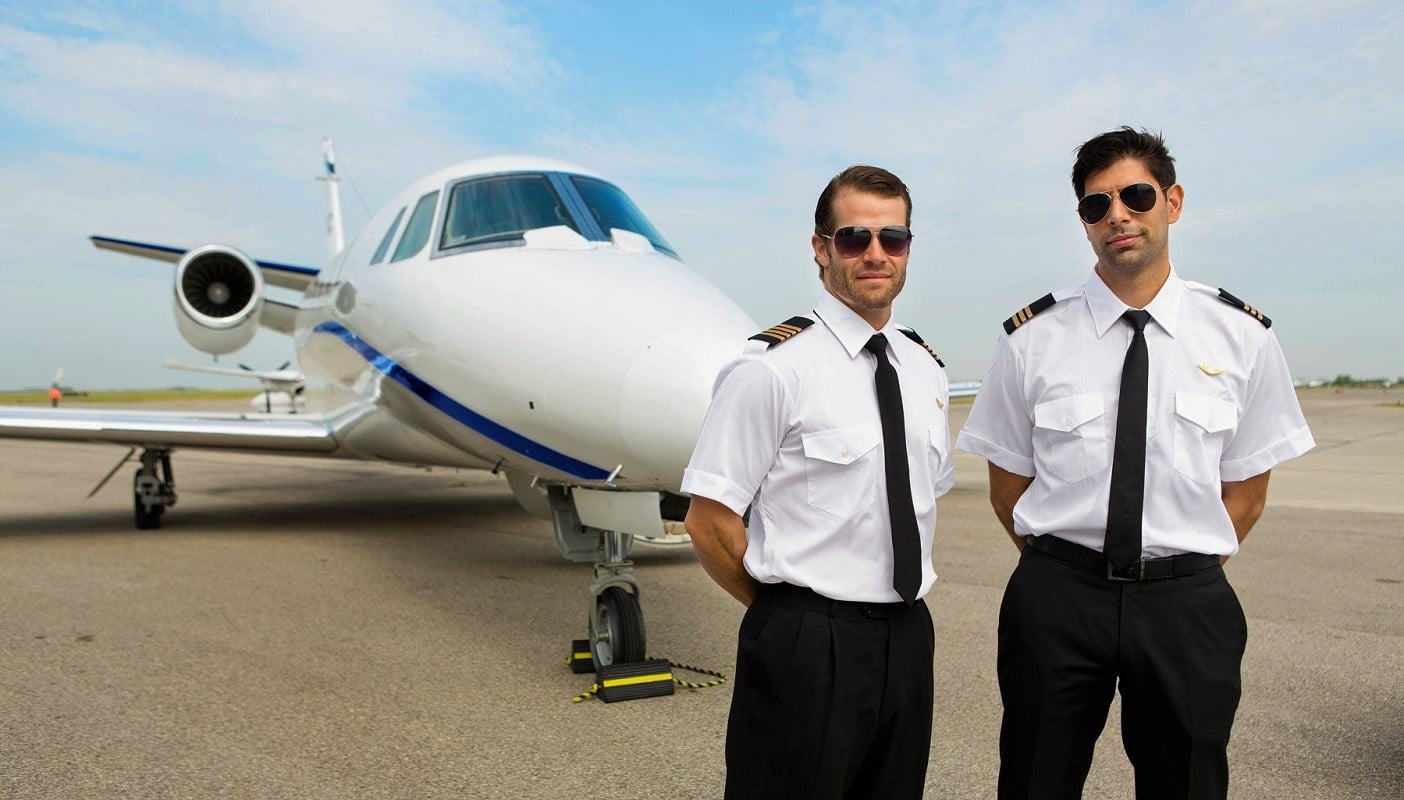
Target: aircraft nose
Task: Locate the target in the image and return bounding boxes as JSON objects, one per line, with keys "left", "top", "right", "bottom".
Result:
{"left": 618, "top": 323, "right": 746, "bottom": 488}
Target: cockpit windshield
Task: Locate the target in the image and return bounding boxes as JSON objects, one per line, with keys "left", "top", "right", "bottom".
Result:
{"left": 570, "top": 176, "right": 674, "bottom": 256}
{"left": 440, "top": 175, "right": 577, "bottom": 250}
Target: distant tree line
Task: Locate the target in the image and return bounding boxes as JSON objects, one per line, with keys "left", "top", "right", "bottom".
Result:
{"left": 1328, "top": 375, "right": 1401, "bottom": 387}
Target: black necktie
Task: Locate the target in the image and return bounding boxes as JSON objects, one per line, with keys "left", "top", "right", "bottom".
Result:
{"left": 865, "top": 334, "right": 921, "bottom": 603}
{"left": 1105, "top": 309, "right": 1152, "bottom": 569}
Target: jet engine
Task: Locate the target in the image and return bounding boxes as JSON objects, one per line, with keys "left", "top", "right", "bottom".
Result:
{"left": 172, "top": 244, "right": 265, "bottom": 356}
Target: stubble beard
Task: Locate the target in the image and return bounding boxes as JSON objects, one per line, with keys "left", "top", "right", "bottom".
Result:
{"left": 1096, "top": 226, "right": 1166, "bottom": 277}
{"left": 830, "top": 264, "right": 905, "bottom": 311}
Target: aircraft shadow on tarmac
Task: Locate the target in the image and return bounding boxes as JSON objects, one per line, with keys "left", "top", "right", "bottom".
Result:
{"left": 0, "top": 477, "right": 714, "bottom": 672}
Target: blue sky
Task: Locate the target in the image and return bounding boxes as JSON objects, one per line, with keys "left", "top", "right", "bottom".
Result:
{"left": 1, "top": 0, "right": 1400, "bottom": 390}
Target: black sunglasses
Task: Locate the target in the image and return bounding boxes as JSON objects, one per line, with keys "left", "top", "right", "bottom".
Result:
{"left": 819, "top": 225, "right": 914, "bottom": 258}
{"left": 1077, "top": 183, "right": 1165, "bottom": 225}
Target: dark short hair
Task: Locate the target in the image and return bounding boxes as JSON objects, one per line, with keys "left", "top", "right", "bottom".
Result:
{"left": 1071, "top": 127, "right": 1176, "bottom": 198}
{"left": 814, "top": 165, "right": 912, "bottom": 235}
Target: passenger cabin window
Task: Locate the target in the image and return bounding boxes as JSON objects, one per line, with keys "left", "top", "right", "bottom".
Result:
{"left": 569, "top": 176, "right": 674, "bottom": 255}
{"left": 440, "top": 175, "right": 576, "bottom": 250}
{"left": 391, "top": 191, "right": 439, "bottom": 262}
{"left": 370, "top": 206, "right": 406, "bottom": 265}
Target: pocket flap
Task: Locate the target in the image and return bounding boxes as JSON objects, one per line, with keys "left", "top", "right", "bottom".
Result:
{"left": 1175, "top": 392, "right": 1237, "bottom": 433}
{"left": 928, "top": 423, "right": 949, "bottom": 453}
{"left": 1033, "top": 393, "right": 1105, "bottom": 432}
{"left": 802, "top": 421, "right": 882, "bottom": 465}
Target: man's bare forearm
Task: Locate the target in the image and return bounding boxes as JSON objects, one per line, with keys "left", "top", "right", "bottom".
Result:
{"left": 685, "top": 496, "right": 761, "bottom": 606}
{"left": 1219, "top": 471, "right": 1271, "bottom": 563}
{"left": 988, "top": 462, "right": 1035, "bottom": 552}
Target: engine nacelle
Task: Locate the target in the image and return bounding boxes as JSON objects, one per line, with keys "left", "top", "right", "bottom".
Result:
{"left": 172, "top": 244, "right": 265, "bottom": 356}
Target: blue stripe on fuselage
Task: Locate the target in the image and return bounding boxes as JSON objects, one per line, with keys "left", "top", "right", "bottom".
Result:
{"left": 313, "top": 321, "right": 609, "bottom": 480}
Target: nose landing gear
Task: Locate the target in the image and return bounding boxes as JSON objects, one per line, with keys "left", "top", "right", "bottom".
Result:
{"left": 547, "top": 486, "right": 649, "bottom": 668}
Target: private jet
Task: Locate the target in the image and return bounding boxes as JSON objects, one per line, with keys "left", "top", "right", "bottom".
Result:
{"left": 0, "top": 143, "right": 757, "bottom": 667}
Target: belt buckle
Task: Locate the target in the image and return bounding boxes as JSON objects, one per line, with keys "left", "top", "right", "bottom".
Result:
{"left": 1106, "top": 559, "right": 1145, "bottom": 582}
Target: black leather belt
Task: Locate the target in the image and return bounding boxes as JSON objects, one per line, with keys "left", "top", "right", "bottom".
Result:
{"left": 759, "top": 582, "right": 917, "bottom": 618}
{"left": 1027, "top": 535, "right": 1221, "bottom": 582}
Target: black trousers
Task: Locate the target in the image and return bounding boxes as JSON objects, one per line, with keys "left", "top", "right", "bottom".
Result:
{"left": 724, "top": 583, "right": 935, "bottom": 800}
{"left": 997, "top": 543, "right": 1248, "bottom": 800}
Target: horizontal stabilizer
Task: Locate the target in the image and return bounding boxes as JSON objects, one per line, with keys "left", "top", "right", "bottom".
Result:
{"left": 90, "top": 236, "right": 319, "bottom": 291}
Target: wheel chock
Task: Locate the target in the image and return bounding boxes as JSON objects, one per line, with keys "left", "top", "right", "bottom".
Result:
{"left": 595, "top": 658, "right": 675, "bottom": 703}
{"left": 567, "top": 639, "right": 594, "bottom": 674}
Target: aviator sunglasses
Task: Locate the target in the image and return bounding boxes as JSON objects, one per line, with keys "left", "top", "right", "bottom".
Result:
{"left": 819, "top": 225, "right": 914, "bottom": 258}
{"left": 1076, "top": 183, "right": 1165, "bottom": 225}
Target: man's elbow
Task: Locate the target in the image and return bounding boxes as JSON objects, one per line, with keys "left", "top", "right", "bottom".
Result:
{"left": 989, "top": 491, "right": 1018, "bottom": 525}
{"left": 1240, "top": 495, "right": 1267, "bottom": 532}
{"left": 684, "top": 503, "right": 724, "bottom": 554}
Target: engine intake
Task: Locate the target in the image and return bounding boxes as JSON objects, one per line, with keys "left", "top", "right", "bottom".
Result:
{"left": 172, "top": 244, "right": 265, "bottom": 356}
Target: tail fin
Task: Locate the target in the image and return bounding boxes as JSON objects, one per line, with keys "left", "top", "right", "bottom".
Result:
{"left": 319, "top": 137, "right": 345, "bottom": 259}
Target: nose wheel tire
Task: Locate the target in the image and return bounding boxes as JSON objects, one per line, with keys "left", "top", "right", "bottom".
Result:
{"left": 590, "top": 586, "right": 646, "bottom": 667}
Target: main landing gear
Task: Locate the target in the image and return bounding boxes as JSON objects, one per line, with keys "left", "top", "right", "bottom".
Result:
{"left": 132, "top": 448, "right": 177, "bottom": 529}
{"left": 546, "top": 486, "right": 647, "bottom": 667}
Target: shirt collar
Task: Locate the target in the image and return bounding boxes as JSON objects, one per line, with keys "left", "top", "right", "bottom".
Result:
{"left": 1083, "top": 265, "right": 1183, "bottom": 339}
{"left": 813, "top": 289, "right": 904, "bottom": 364}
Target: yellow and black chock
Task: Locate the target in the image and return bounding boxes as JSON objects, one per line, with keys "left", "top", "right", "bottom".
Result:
{"left": 566, "top": 639, "right": 595, "bottom": 674}
{"left": 568, "top": 640, "right": 728, "bottom": 703}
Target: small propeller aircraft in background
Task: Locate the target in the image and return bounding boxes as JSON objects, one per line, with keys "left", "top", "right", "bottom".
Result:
{"left": 163, "top": 359, "right": 307, "bottom": 413}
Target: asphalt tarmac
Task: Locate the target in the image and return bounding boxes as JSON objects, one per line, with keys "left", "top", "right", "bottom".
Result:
{"left": 1, "top": 389, "right": 1399, "bottom": 799}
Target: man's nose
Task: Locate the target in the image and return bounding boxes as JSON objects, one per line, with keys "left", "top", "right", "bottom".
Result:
{"left": 1106, "top": 193, "right": 1133, "bottom": 225}
{"left": 863, "top": 232, "right": 888, "bottom": 262}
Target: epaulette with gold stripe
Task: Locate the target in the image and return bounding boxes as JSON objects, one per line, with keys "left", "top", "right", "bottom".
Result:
{"left": 748, "top": 316, "right": 814, "bottom": 347}
{"left": 1003, "top": 293, "right": 1058, "bottom": 335}
{"left": 1216, "top": 289, "right": 1271, "bottom": 328}
{"left": 898, "top": 328, "right": 945, "bottom": 367}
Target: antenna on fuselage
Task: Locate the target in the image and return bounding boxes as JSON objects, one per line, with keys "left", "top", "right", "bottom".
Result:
{"left": 317, "top": 137, "right": 345, "bottom": 259}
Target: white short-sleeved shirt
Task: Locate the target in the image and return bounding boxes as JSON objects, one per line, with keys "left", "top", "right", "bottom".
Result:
{"left": 681, "top": 290, "right": 955, "bottom": 602}
{"left": 955, "top": 268, "right": 1315, "bottom": 558}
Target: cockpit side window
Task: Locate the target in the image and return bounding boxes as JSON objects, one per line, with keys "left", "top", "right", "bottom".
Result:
{"left": 568, "top": 176, "right": 675, "bottom": 256}
{"left": 391, "top": 191, "right": 440, "bottom": 262}
{"left": 440, "top": 175, "right": 577, "bottom": 251}
{"left": 370, "top": 206, "right": 406, "bottom": 265}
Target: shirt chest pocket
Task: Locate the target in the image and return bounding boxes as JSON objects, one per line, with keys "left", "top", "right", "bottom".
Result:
{"left": 801, "top": 421, "right": 882, "bottom": 518}
{"left": 1173, "top": 392, "right": 1238, "bottom": 484}
{"left": 1033, "top": 393, "right": 1109, "bottom": 483}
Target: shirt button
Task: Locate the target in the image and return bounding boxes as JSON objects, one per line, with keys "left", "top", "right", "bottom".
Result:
{"left": 841, "top": 448, "right": 850, "bottom": 458}
{"left": 1063, "top": 417, "right": 1073, "bottom": 428}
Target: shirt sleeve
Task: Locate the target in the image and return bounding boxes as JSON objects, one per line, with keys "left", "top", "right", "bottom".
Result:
{"left": 1219, "top": 330, "right": 1315, "bottom": 481}
{"left": 955, "top": 333, "right": 1036, "bottom": 476}
{"left": 681, "top": 356, "right": 790, "bottom": 516}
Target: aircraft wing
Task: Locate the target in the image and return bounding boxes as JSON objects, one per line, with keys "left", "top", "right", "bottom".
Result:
{"left": 89, "top": 236, "right": 320, "bottom": 292}
{"left": 949, "top": 381, "right": 981, "bottom": 399}
{"left": 0, "top": 405, "right": 369, "bottom": 455}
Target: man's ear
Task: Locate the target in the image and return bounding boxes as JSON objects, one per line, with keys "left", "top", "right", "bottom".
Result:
{"left": 811, "top": 233, "right": 829, "bottom": 270}
{"left": 1166, "top": 183, "right": 1184, "bottom": 224}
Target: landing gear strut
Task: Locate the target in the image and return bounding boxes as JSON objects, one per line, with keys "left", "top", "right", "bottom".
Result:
{"left": 133, "top": 449, "right": 177, "bottom": 529}
{"left": 548, "top": 487, "right": 647, "bottom": 667}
